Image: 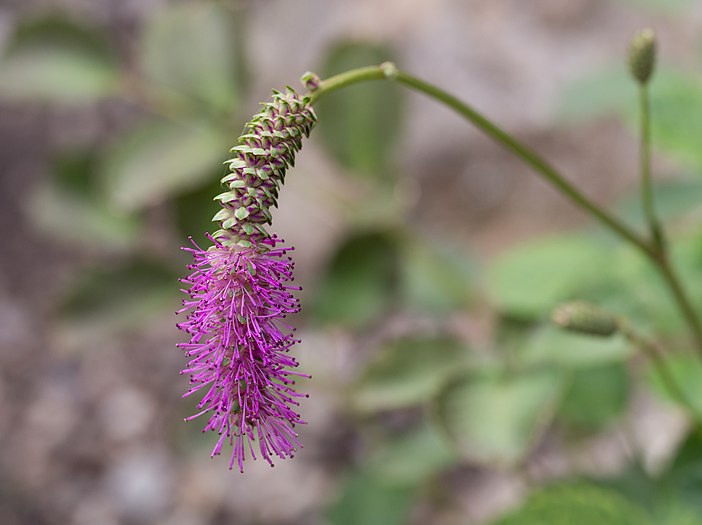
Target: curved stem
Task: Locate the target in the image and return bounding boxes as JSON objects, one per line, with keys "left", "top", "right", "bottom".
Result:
{"left": 309, "top": 65, "right": 653, "bottom": 257}
{"left": 306, "top": 64, "right": 702, "bottom": 353}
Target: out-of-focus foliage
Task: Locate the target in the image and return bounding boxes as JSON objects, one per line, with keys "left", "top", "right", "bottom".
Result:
{"left": 0, "top": 15, "right": 120, "bottom": 103}
{"left": 316, "top": 41, "right": 404, "bottom": 181}
{"left": 5, "top": 0, "right": 702, "bottom": 523}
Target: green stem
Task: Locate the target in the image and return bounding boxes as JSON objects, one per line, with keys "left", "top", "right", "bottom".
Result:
{"left": 639, "top": 84, "right": 663, "bottom": 250}
{"left": 309, "top": 65, "right": 653, "bottom": 257}
{"left": 306, "top": 64, "right": 702, "bottom": 353}
{"left": 637, "top": 84, "right": 702, "bottom": 355}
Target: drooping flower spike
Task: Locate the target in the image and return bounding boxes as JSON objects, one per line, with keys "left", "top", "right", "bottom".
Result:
{"left": 177, "top": 87, "right": 316, "bottom": 472}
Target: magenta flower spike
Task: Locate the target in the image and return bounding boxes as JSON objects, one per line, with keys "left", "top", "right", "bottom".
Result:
{"left": 177, "top": 88, "right": 316, "bottom": 472}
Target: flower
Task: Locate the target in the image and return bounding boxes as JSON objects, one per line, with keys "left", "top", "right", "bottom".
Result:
{"left": 177, "top": 87, "right": 316, "bottom": 471}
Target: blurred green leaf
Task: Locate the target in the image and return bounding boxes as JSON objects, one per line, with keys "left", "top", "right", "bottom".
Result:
{"left": 28, "top": 150, "right": 140, "bottom": 250}
{"left": 173, "top": 176, "right": 224, "bottom": 245}
{"left": 522, "top": 329, "right": 634, "bottom": 369}
{"left": 326, "top": 470, "right": 416, "bottom": 525}
{"left": 486, "top": 235, "right": 609, "bottom": 318}
{"left": 614, "top": 0, "right": 696, "bottom": 13}
{"left": 559, "top": 363, "right": 630, "bottom": 430}
{"left": 493, "top": 484, "right": 653, "bottom": 525}
{"left": 558, "top": 68, "right": 702, "bottom": 173}
{"left": 141, "top": 2, "right": 244, "bottom": 112}
{"left": 366, "top": 420, "right": 457, "bottom": 486}
{"left": 616, "top": 178, "right": 702, "bottom": 229}
{"left": 436, "top": 368, "right": 562, "bottom": 465}
{"left": 649, "top": 72, "right": 702, "bottom": 173}
{"left": 316, "top": 41, "right": 403, "bottom": 179}
{"left": 312, "top": 230, "right": 400, "bottom": 327}
{"left": 659, "top": 432, "right": 702, "bottom": 518}
{"left": 102, "top": 119, "right": 228, "bottom": 212}
{"left": 556, "top": 67, "right": 633, "bottom": 122}
{"left": 57, "top": 258, "right": 179, "bottom": 345}
{"left": 647, "top": 354, "right": 702, "bottom": 417}
{"left": 0, "top": 14, "right": 119, "bottom": 103}
{"left": 353, "top": 335, "right": 469, "bottom": 412}
{"left": 400, "top": 236, "right": 474, "bottom": 314}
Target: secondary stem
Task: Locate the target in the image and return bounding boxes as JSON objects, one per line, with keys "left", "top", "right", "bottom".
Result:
{"left": 639, "top": 85, "right": 663, "bottom": 250}
{"left": 306, "top": 64, "right": 702, "bottom": 353}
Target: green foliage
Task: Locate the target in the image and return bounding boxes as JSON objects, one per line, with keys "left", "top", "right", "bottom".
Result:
{"left": 29, "top": 150, "right": 141, "bottom": 250}
{"left": 487, "top": 235, "right": 609, "bottom": 318}
{"left": 326, "top": 470, "right": 416, "bottom": 525}
{"left": 312, "top": 230, "right": 400, "bottom": 327}
{"left": 140, "top": 2, "right": 244, "bottom": 113}
{"left": 353, "top": 335, "right": 469, "bottom": 412}
{"left": 435, "top": 368, "right": 562, "bottom": 465}
{"left": 558, "top": 363, "right": 631, "bottom": 430}
{"left": 559, "top": 69, "right": 702, "bottom": 174}
{"left": 0, "top": 14, "right": 120, "bottom": 103}
{"left": 101, "top": 119, "right": 228, "bottom": 212}
{"left": 521, "top": 329, "right": 634, "bottom": 369}
{"left": 399, "top": 236, "right": 475, "bottom": 314}
{"left": 57, "top": 258, "right": 179, "bottom": 342}
{"left": 365, "top": 420, "right": 458, "bottom": 485}
{"left": 316, "top": 41, "right": 404, "bottom": 180}
{"left": 493, "top": 484, "right": 654, "bottom": 525}
{"left": 647, "top": 354, "right": 702, "bottom": 417}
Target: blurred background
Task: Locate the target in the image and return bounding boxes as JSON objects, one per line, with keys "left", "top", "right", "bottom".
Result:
{"left": 2, "top": 0, "right": 702, "bottom": 524}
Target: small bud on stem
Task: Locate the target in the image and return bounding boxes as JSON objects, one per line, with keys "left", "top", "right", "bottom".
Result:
{"left": 552, "top": 301, "right": 621, "bottom": 337}
{"left": 629, "top": 28, "right": 656, "bottom": 84}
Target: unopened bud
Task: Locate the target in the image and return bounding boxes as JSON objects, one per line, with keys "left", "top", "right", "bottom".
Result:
{"left": 301, "top": 71, "right": 321, "bottom": 91}
{"left": 629, "top": 28, "right": 656, "bottom": 84}
{"left": 552, "top": 301, "right": 620, "bottom": 337}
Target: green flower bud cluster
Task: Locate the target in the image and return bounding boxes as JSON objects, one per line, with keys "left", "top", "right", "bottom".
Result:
{"left": 212, "top": 87, "right": 317, "bottom": 247}
{"left": 552, "top": 301, "right": 621, "bottom": 338}
{"left": 629, "top": 28, "right": 656, "bottom": 85}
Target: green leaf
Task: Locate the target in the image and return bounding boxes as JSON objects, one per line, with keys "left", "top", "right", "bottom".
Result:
{"left": 558, "top": 68, "right": 702, "bottom": 173}
{"left": 616, "top": 178, "right": 702, "bottom": 229}
{"left": 521, "top": 329, "right": 634, "bottom": 369}
{"left": 316, "top": 41, "right": 403, "bottom": 179}
{"left": 312, "top": 230, "right": 400, "bottom": 327}
{"left": 659, "top": 432, "right": 702, "bottom": 518}
{"left": 647, "top": 355, "right": 702, "bottom": 417}
{"left": 649, "top": 72, "right": 702, "bottom": 173}
{"left": 353, "top": 335, "right": 469, "bottom": 412}
{"left": 493, "top": 484, "right": 653, "bottom": 525}
{"left": 28, "top": 150, "right": 140, "bottom": 250}
{"left": 365, "top": 420, "right": 458, "bottom": 486}
{"left": 326, "top": 470, "right": 416, "bottom": 525}
{"left": 141, "top": 2, "right": 244, "bottom": 112}
{"left": 56, "top": 258, "right": 179, "bottom": 348}
{"left": 400, "top": 236, "right": 474, "bottom": 314}
{"left": 173, "top": 176, "right": 223, "bottom": 245}
{"left": 486, "top": 235, "right": 609, "bottom": 318}
{"left": 436, "top": 368, "right": 562, "bottom": 465}
{"left": 0, "top": 14, "right": 119, "bottom": 103}
{"left": 101, "top": 119, "right": 228, "bottom": 212}
{"left": 559, "top": 363, "right": 631, "bottom": 431}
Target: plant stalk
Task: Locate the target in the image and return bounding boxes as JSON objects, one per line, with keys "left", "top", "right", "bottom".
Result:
{"left": 306, "top": 64, "right": 702, "bottom": 354}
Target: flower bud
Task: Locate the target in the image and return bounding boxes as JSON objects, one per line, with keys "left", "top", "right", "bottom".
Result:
{"left": 552, "top": 301, "right": 620, "bottom": 337}
{"left": 301, "top": 71, "right": 321, "bottom": 91}
{"left": 629, "top": 28, "right": 656, "bottom": 84}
